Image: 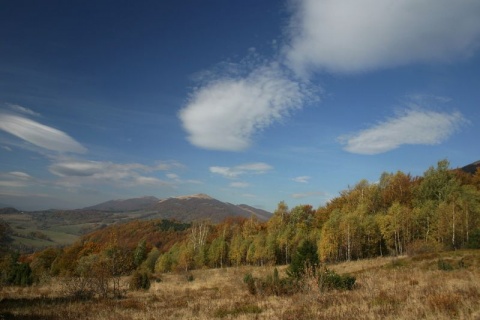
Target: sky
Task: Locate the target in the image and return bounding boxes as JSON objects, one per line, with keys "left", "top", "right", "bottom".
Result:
{"left": 1, "top": 0, "right": 479, "bottom": 212}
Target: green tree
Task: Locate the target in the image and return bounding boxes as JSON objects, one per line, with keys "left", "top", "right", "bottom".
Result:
{"left": 133, "top": 239, "right": 147, "bottom": 268}
{"left": 141, "top": 247, "right": 160, "bottom": 273}
{"left": 287, "top": 240, "right": 319, "bottom": 280}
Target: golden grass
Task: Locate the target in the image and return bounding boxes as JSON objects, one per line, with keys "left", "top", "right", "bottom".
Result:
{"left": 1, "top": 250, "right": 480, "bottom": 319}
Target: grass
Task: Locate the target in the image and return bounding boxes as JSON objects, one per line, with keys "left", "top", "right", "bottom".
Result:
{"left": 1, "top": 250, "right": 480, "bottom": 319}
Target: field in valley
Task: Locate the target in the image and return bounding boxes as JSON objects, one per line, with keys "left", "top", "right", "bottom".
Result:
{"left": 1, "top": 250, "right": 480, "bottom": 319}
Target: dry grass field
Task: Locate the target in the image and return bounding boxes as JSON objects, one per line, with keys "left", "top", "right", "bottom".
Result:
{"left": 1, "top": 250, "right": 480, "bottom": 319}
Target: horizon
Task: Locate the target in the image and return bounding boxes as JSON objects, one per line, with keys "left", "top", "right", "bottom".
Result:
{"left": 1, "top": 1, "right": 479, "bottom": 212}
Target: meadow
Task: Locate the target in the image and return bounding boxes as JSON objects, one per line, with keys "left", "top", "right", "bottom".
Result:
{"left": 1, "top": 250, "right": 480, "bottom": 319}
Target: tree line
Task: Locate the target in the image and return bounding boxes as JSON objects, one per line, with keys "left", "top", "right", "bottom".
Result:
{"left": 2, "top": 159, "right": 480, "bottom": 289}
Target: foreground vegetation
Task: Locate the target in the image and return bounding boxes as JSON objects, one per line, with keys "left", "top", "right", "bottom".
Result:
{"left": 1, "top": 250, "right": 480, "bottom": 319}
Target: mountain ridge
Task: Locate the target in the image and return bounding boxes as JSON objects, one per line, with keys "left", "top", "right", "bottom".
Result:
{"left": 83, "top": 193, "right": 271, "bottom": 222}
{"left": 461, "top": 160, "right": 480, "bottom": 174}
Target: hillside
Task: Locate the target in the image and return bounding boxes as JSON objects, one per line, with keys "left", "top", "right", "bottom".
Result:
{"left": 83, "top": 196, "right": 160, "bottom": 211}
{"left": 0, "top": 207, "right": 20, "bottom": 215}
{"left": 145, "top": 194, "right": 271, "bottom": 222}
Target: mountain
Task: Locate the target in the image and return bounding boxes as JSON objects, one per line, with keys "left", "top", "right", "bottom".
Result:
{"left": 145, "top": 194, "right": 271, "bottom": 222}
{"left": 461, "top": 160, "right": 480, "bottom": 174}
{"left": 84, "top": 196, "right": 160, "bottom": 211}
{"left": 237, "top": 204, "right": 272, "bottom": 221}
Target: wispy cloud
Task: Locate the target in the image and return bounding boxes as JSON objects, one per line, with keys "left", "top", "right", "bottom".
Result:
{"left": 0, "top": 112, "right": 87, "bottom": 153}
{"left": 210, "top": 162, "right": 273, "bottom": 179}
{"left": 166, "top": 173, "right": 179, "bottom": 180}
{"left": 286, "top": 0, "right": 480, "bottom": 75}
{"left": 0, "top": 171, "right": 33, "bottom": 188}
{"left": 49, "top": 158, "right": 177, "bottom": 187}
{"left": 292, "top": 176, "right": 311, "bottom": 183}
{"left": 339, "top": 109, "right": 467, "bottom": 155}
{"left": 180, "top": 63, "right": 312, "bottom": 151}
{"left": 8, "top": 172, "right": 32, "bottom": 180}
{"left": 230, "top": 181, "right": 249, "bottom": 188}
{"left": 7, "top": 104, "right": 41, "bottom": 117}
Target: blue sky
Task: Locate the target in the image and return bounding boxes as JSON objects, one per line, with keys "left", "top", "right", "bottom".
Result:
{"left": 1, "top": 0, "right": 479, "bottom": 211}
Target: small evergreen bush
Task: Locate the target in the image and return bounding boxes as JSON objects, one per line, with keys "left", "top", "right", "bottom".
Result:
{"left": 286, "top": 240, "right": 319, "bottom": 280}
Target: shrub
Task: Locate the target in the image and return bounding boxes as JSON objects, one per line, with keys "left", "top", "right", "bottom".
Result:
{"left": 467, "top": 229, "right": 480, "bottom": 249}
{"left": 318, "top": 268, "right": 356, "bottom": 291}
{"left": 186, "top": 273, "right": 194, "bottom": 282}
{"left": 437, "top": 259, "right": 454, "bottom": 271}
{"left": 244, "top": 269, "right": 297, "bottom": 296}
{"left": 129, "top": 271, "right": 151, "bottom": 290}
{"left": 9, "top": 262, "right": 33, "bottom": 286}
{"left": 243, "top": 273, "right": 256, "bottom": 295}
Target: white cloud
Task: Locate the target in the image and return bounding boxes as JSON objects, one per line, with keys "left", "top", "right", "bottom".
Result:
{"left": 2, "top": 146, "right": 12, "bottom": 152}
{"left": 292, "top": 176, "right": 310, "bottom": 183}
{"left": 286, "top": 0, "right": 480, "bottom": 75}
{"left": 166, "top": 173, "right": 179, "bottom": 180}
{"left": 134, "top": 176, "right": 165, "bottom": 186}
{"left": 49, "top": 159, "right": 172, "bottom": 187}
{"left": 230, "top": 182, "right": 249, "bottom": 188}
{"left": 179, "top": 64, "right": 310, "bottom": 151}
{"left": 0, "top": 113, "right": 87, "bottom": 153}
{"left": 210, "top": 162, "right": 273, "bottom": 179}
{"left": 339, "top": 109, "right": 466, "bottom": 155}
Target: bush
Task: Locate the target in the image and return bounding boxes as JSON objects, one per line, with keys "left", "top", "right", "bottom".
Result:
{"left": 129, "top": 271, "right": 151, "bottom": 290}
{"left": 318, "top": 268, "right": 356, "bottom": 291}
{"left": 244, "top": 269, "right": 296, "bottom": 296}
{"left": 9, "top": 262, "right": 33, "bottom": 286}
{"left": 243, "top": 273, "right": 256, "bottom": 295}
{"left": 467, "top": 229, "right": 480, "bottom": 249}
{"left": 437, "top": 259, "right": 454, "bottom": 271}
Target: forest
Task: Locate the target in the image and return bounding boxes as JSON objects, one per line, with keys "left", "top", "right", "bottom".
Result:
{"left": 1, "top": 159, "right": 480, "bottom": 290}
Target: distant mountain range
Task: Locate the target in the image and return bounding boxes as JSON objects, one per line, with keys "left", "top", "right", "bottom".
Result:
{"left": 84, "top": 193, "right": 271, "bottom": 222}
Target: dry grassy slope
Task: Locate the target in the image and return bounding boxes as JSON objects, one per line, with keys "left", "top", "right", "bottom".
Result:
{"left": 2, "top": 250, "right": 480, "bottom": 319}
